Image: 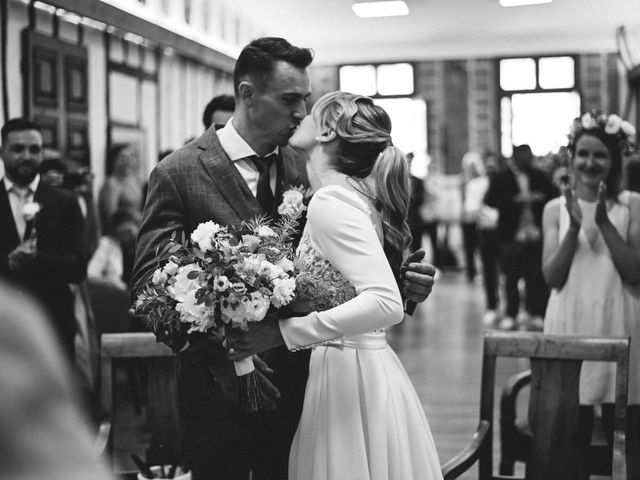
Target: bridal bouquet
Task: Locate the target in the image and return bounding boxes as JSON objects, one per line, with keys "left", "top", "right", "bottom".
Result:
{"left": 132, "top": 187, "right": 307, "bottom": 413}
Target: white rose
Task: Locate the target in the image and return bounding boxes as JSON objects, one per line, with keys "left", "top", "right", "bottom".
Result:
{"left": 168, "top": 263, "right": 203, "bottom": 303}
{"left": 247, "top": 291, "right": 270, "bottom": 322}
{"left": 271, "top": 277, "right": 296, "bottom": 308}
{"left": 21, "top": 202, "right": 41, "bottom": 221}
{"left": 278, "top": 190, "right": 305, "bottom": 216}
{"left": 276, "top": 257, "right": 294, "bottom": 273}
{"left": 176, "top": 291, "right": 215, "bottom": 333}
{"left": 581, "top": 113, "right": 597, "bottom": 130}
{"left": 241, "top": 234, "right": 260, "bottom": 252}
{"left": 604, "top": 114, "right": 622, "bottom": 135}
{"left": 260, "top": 260, "right": 285, "bottom": 281}
{"left": 163, "top": 260, "right": 179, "bottom": 276}
{"left": 255, "top": 225, "right": 277, "bottom": 237}
{"left": 152, "top": 268, "right": 168, "bottom": 285}
{"left": 621, "top": 121, "right": 636, "bottom": 137}
{"left": 190, "top": 221, "right": 221, "bottom": 252}
{"left": 221, "top": 298, "right": 249, "bottom": 329}
{"left": 240, "top": 254, "right": 265, "bottom": 275}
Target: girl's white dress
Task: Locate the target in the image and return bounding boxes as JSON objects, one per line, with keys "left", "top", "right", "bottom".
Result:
{"left": 544, "top": 191, "right": 640, "bottom": 405}
{"left": 279, "top": 185, "right": 443, "bottom": 480}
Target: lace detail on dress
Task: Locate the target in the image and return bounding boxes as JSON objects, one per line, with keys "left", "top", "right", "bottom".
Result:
{"left": 294, "top": 229, "right": 357, "bottom": 312}
{"left": 289, "top": 229, "right": 358, "bottom": 350}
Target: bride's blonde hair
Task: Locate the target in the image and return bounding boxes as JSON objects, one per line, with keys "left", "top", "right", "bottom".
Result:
{"left": 311, "top": 91, "right": 411, "bottom": 278}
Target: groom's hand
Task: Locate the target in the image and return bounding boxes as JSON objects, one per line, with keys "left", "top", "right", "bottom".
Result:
{"left": 253, "top": 355, "right": 281, "bottom": 410}
{"left": 401, "top": 249, "right": 436, "bottom": 304}
{"left": 226, "top": 310, "right": 285, "bottom": 360}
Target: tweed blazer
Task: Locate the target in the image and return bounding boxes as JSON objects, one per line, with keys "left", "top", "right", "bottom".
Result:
{"left": 131, "top": 126, "right": 308, "bottom": 418}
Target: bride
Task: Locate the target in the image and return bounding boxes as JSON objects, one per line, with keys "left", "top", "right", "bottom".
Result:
{"left": 228, "top": 91, "right": 443, "bottom": 480}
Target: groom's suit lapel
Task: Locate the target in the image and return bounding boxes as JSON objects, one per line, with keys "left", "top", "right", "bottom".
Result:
{"left": 194, "top": 128, "right": 263, "bottom": 220}
{"left": 0, "top": 179, "right": 20, "bottom": 251}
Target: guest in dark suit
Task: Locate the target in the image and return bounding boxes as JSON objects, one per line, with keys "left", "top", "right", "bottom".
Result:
{"left": 0, "top": 118, "right": 87, "bottom": 362}
{"left": 132, "top": 37, "right": 436, "bottom": 480}
{"left": 484, "top": 144, "right": 556, "bottom": 331}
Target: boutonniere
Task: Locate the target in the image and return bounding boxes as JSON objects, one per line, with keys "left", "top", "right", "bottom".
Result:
{"left": 22, "top": 201, "right": 41, "bottom": 222}
{"left": 277, "top": 186, "right": 310, "bottom": 217}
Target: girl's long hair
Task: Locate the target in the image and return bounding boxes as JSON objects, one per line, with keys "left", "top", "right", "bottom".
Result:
{"left": 312, "top": 91, "right": 411, "bottom": 278}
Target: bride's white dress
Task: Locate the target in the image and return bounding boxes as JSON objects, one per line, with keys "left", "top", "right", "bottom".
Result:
{"left": 279, "top": 185, "right": 443, "bottom": 480}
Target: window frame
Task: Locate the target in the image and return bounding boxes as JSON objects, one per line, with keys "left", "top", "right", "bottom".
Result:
{"left": 338, "top": 61, "right": 416, "bottom": 99}
{"left": 496, "top": 54, "right": 581, "bottom": 156}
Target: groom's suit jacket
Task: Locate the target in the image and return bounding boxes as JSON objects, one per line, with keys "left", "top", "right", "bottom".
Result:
{"left": 131, "top": 126, "right": 309, "bottom": 423}
{"left": 0, "top": 179, "right": 86, "bottom": 357}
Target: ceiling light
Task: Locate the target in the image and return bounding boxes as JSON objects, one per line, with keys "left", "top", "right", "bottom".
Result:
{"left": 499, "top": 0, "right": 552, "bottom": 6}
{"left": 352, "top": 1, "right": 409, "bottom": 18}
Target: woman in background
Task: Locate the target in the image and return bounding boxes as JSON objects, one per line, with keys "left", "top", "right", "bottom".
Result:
{"left": 98, "top": 143, "right": 144, "bottom": 233}
{"left": 542, "top": 111, "right": 640, "bottom": 477}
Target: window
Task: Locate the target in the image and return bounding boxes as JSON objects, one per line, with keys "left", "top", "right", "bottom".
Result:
{"left": 339, "top": 63, "right": 414, "bottom": 97}
{"left": 339, "top": 62, "right": 425, "bottom": 176}
{"left": 498, "top": 55, "right": 580, "bottom": 156}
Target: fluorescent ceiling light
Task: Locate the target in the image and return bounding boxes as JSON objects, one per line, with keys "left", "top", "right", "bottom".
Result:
{"left": 500, "top": 0, "right": 552, "bottom": 6}
{"left": 352, "top": 1, "right": 409, "bottom": 18}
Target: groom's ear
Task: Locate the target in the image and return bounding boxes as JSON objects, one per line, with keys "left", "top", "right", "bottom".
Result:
{"left": 238, "top": 81, "right": 254, "bottom": 105}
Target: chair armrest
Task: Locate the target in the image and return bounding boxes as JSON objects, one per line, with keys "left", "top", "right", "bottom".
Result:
{"left": 500, "top": 369, "right": 531, "bottom": 418}
{"left": 441, "top": 420, "right": 491, "bottom": 480}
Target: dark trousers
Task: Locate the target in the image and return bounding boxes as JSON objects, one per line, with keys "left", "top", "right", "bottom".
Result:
{"left": 577, "top": 404, "right": 640, "bottom": 480}
{"left": 499, "top": 240, "right": 549, "bottom": 318}
{"left": 478, "top": 228, "right": 500, "bottom": 311}
{"left": 181, "top": 348, "right": 310, "bottom": 480}
{"left": 461, "top": 221, "right": 478, "bottom": 281}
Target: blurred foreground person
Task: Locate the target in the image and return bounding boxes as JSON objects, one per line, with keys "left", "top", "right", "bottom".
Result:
{"left": 0, "top": 279, "right": 115, "bottom": 480}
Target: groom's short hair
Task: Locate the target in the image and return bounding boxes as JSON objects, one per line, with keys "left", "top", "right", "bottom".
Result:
{"left": 233, "top": 37, "right": 313, "bottom": 96}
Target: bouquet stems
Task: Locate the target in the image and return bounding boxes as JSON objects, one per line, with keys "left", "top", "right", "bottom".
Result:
{"left": 234, "top": 357, "right": 263, "bottom": 414}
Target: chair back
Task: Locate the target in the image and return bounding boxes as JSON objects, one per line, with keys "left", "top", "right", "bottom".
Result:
{"left": 479, "top": 331, "right": 629, "bottom": 480}
{"left": 100, "top": 332, "right": 178, "bottom": 470}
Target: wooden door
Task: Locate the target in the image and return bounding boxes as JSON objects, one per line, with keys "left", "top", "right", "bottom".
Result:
{"left": 22, "top": 29, "right": 90, "bottom": 168}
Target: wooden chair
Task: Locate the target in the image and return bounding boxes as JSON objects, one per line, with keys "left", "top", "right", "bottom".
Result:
{"left": 100, "top": 332, "right": 179, "bottom": 471}
{"left": 441, "top": 331, "right": 630, "bottom": 480}
{"left": 499, "top": 369, "right": 612, "bottom": 476}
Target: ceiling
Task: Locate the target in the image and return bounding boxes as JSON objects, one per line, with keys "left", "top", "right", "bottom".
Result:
{"left": 235, "top": 0, "right": 640, "bottom": 65}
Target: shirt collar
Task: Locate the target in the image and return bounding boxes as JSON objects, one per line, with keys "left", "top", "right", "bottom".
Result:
{"left": 4, "top": 174, "right": 40, "bottom": 195}
{"left": 216, "top": 118, "right": 278, "bottom": 161}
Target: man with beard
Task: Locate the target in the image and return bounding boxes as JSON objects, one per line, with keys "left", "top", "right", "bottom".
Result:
{"left": 0, "top": 118, "right": 86, "bottom": 362}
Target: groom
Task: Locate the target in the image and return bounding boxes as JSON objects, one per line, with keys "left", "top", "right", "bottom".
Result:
{"left": 131, "top": 37, "right": 436, "bottom": 480}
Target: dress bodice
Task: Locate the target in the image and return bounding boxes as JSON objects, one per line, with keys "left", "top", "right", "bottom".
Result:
{"left": 279, "top": 185, "right": 403, "bottom": 351}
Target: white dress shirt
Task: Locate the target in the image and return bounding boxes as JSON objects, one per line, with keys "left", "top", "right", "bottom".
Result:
{"left": 216, "top": 119, "right": 277, "bottom": 196}
{"left": 4, "top": 175, "right": 40, "bottom": 240}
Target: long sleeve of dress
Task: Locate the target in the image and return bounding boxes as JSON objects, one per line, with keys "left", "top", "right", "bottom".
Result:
{"left": 279, "top": 186, "right": 404, "bottom": 350}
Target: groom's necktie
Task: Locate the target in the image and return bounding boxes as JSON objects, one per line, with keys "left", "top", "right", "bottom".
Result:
{"left": 251, "top": 153, "right": 277, "bottom": 213}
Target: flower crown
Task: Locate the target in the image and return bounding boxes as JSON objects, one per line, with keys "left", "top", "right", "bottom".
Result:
{"left": 569, "top": 111, "right": 636, "bottom": 156}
